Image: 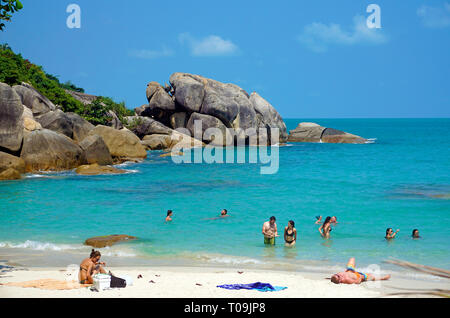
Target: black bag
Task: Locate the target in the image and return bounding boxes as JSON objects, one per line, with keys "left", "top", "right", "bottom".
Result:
{"left": 110, "top": 274, "right": 126, "bottom": 288}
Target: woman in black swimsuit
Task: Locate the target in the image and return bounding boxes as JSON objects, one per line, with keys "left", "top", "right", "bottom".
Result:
{"left": 284, "top": 220, "right": 297, "bottom": 246}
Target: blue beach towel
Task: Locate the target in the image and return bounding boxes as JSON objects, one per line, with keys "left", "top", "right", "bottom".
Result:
{"left": 217, "top": 282, "right": 287, "bottom": 292}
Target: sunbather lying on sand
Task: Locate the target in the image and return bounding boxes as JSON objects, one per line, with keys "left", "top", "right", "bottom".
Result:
{"left": 79, "top": 249, "right": 107, "bottom": 284}
{"left": 330, "top": 257, "right": 391, "bottom": 284}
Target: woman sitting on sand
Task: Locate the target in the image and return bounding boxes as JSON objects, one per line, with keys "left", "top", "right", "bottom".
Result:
{"left": 319, "top": 216, "right": 332, "bottom": 239}
{"left": 79, "top": 249, "right": 107, "bottom": 284}
{"left": 284, "top": 220, "right": 297, "bottom": 246}
{"left": 385, "top": 228, "right": 399, "bottom": 240}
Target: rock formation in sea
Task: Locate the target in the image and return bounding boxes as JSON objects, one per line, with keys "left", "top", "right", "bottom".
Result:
{"left": 0, "top": 72, "right": 367, "bottom": 180}
{"left": 288, "top": 122, "right": 367, "bottom": 144}
{"left": 136, "top": 72, "right": 288, "bottom": 146}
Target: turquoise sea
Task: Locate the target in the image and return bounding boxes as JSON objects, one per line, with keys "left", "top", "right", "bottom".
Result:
{"left": 1, "top": 119, "right": 449, "bottom": 274}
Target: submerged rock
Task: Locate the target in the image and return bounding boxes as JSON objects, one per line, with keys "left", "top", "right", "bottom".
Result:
{"left": 75, "top": 163, "right": 126, "bottom": 175}
{"left": 84, "top": 234, "right": 137, "bottom": 248}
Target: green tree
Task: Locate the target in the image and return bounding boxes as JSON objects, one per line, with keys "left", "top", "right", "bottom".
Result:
{"left": 0, "top": 0, "right": 23, "bottom": 31}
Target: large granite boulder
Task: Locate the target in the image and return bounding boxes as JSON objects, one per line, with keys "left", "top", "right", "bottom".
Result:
{"left": 249, "top": 92, "right": 288, "bottom": 143}
{"left": 149, "top": 87, "right": 176, "bottom": 111}
{"left": 23, "top": 117, "right": 42, "bottom": 132}
{"left": 75, "top": 163, "right": 126, "bottom": 175}
{"left": 169, "top": 73, "right": 205, "bottom": 112}
{"left": 146, "top": 81, "right": 161, "bottom": 102}
{"left": 134, "top": 104, "right": 147, "bottom": 116}
{"left": 65, "top": 112, "right": 95, "bottom": 142}
{"left": 0, "top": 83, "right": 24, "bottom": 153}
{"left": 106, "top": 110, "right": 123, "bottom": 130}
{"left": 321, "top": 128, "right": 367, "bottom": 144}
{"left": 84, "top": 234, "right": 136, "bottom": 248}
{"left": 88, "top": 125, "right": 147, "bottom": 160}
{"left": 20, "top": 129, "right": 85, "bottom": 172}
{"left": 0, "top": 168, "right": 21, "bottom": 180}
{"left": 170, "top": 112, "right": 188, "bottom": 129}
{"left": 186, "top": 112, "right": 229, "bottom": 146}
{"left": 124, "top": 116, "right": 172, "bottom": 138}
{"left": 0, "top": 151, "right": 26, "bottom": 174}
{"left": 13, "top": 83, "right": 56, "bottom": 116}
{"left": 288, "top": 122, "right": 367, "bottom": 144}
{"left": 64, "top": 90, "right": 97, "bottom": 105}
{"left": 288, "top": 122, "right": 326, "bottom": 143}
{"left": 79, "top": 134, "right": 113, "bottom": 165}
{"left": 35, "top": 109, "right": 73, "bottom": 138}
{"left": 141, "top": 134, "right": 172, "bottom": 150}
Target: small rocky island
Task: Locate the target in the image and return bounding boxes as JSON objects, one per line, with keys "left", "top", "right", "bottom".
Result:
{"left": 0, "top": 73, "right": 367, "bottom": 180}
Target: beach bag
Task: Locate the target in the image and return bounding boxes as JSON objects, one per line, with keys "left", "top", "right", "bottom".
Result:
{"left": 110, "top": 274, "right": 126, "bottom": 288}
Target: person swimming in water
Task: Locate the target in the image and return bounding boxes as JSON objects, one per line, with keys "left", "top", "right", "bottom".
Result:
{"left": 165, "top": 210, "right": 173, "bottom": 222}
{"left": 330, "top": 257, "right": 391, "bottom": 284}
{"left": 284, "top": 220, "right": 297, "bottom": 246}
{"left": 79, "top": 249, "right": 107, "bottom": 284}
{"left": 220, "top": 209, "right": 229, "bottom": 217}
{"left": 319, "top": 216, "right": 332, "bottom": 239}
{"left": 385, "top": 228, "right": 399, "bottom": 240}
{"left": 262, "top": 216, "right": 278, "bottom": 245}
{"left": 412, "top": 229, "right": 421, "bottom": 239}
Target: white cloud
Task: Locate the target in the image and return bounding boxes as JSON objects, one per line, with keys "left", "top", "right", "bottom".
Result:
{"left": 417, "top": 2, "right": 450, "bottom": 28}
{"left": 297, "top": 15, "right": 388, "bottom": 53}
{"left": 128, "top": 47, "right": 174, "bottom": 59}
{"left": 179, "top": 33, "right": 239, "bottom": 56}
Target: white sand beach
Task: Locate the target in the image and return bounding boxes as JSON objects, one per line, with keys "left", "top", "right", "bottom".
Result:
{"left": 1, "top": 265, "right": 448, "bottom": 298}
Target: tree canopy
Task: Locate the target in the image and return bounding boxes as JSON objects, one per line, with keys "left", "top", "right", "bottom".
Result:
{"left": 0, "top": 0, "right": 23, "bottom": 31}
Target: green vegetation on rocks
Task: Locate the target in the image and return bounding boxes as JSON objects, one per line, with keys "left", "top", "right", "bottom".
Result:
{"left": 0, "top": 44, "right": 133, "bottom": 125}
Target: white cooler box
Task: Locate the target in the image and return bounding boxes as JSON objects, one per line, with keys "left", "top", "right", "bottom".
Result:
{"left": 93, "top": 273, "right": 111, "bottom": 290}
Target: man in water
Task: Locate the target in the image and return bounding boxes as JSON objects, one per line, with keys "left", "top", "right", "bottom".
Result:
{"left": 262, "top": 216, "right": 278, "bottom": 245}
{"left": 221, "top": 209, "right": 229, "bottom": 217}
{"left": 330, "top": 257, "right": 391, "bottom": 284}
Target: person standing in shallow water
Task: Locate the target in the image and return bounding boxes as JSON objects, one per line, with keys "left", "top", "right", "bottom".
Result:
{"left": 262, "top": 216, "right": 278, "bottom": 245}
{"left": 284, "top": 220, "right": 297, "bottom": 246}
{"left": 319, "top": 216, "right": 332, "bottom": 239}
{"left": 385, "top": 228, "right": 399, "bottom": 239}
{"left": 165, "top": 210, "right": 173, "bottom": 222}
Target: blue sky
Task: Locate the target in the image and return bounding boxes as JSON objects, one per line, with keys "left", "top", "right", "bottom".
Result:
{"left": 1, "top": 0, "right": 449, "bottom": 118}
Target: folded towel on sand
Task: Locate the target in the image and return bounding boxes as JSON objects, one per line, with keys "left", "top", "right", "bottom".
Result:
{"left": 2, "top": 279, "right": 91, "bottom": 290}
{"left": 217, "top": 282, "right": 287, "bottom": 292}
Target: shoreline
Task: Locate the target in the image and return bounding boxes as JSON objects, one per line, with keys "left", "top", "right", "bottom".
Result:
{"left": 1, "top": 264, "right": 447, "bottom": 298}
{"left": 1, "top": 248, "right": 449, "bottom": 298}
